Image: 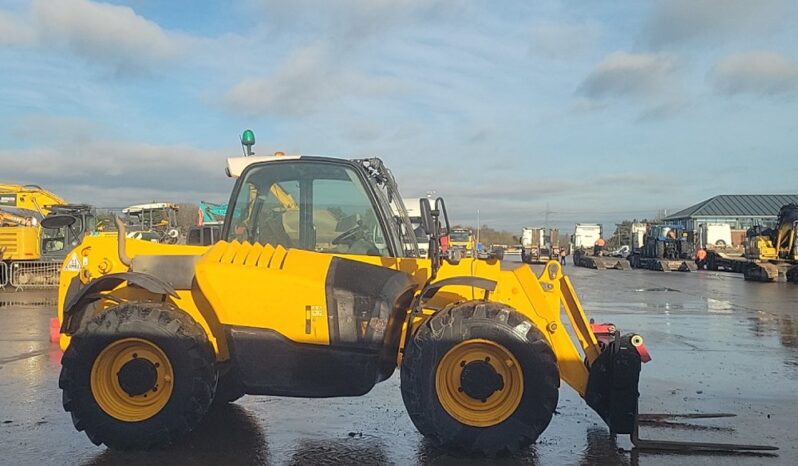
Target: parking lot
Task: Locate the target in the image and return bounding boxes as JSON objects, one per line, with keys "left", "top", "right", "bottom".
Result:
{"left": 1, "top": 261, "right": 796, "bottom": 465}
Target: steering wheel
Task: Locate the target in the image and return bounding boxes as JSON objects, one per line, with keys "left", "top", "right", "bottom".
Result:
{"left": 332, "top": 224, "right": 365, "bottom": 245}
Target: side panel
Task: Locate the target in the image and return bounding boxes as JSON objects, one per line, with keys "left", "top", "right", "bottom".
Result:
{"left": 0, "top": 226, "right": 40, "bottom": 260}
{"left": 196, "top": 241, "right": 416, "bottom": 395}
{"left": 225, "top": 327, "right": 383, "bottom": 397}
{"left": 195, "top": 241, "right": 334, "bottom": 344}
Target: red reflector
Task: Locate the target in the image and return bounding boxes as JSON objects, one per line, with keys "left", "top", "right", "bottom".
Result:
{"left": 636, "top": 343, "right": 652, "bottom": 363}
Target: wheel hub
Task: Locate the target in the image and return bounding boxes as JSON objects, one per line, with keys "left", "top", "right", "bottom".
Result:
{"left": 435, "top": 339, "right": 524, "bottom": 427}
{"left": 91, "top": 337, "right": 174, "bottom": 422}
{"left": 117, "top": 357, "right": 158, "bottom": 397}
{"left": 460, "top": 360, "right": 504, "bottom": 401}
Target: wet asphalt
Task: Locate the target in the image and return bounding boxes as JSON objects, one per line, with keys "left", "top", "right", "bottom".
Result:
{"left": 1, "top": 256, "right": 796, "bottom": 465}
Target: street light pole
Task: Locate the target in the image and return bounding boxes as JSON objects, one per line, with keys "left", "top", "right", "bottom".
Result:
{"left": 476, "top": 209, "right": 480, "bottom": 254}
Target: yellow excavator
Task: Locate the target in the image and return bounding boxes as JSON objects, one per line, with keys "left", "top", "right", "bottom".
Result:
{"left": 1, "top": 184, "right": 96, "bottom": 287}
{"left": 54, "top": 133, "right": 775, "bottom": 454}
{"left": 744, "top": 203, "right": 798, "bottom": 282}
{"left": 0, "top": 184, "right": 65, "bottom": 261}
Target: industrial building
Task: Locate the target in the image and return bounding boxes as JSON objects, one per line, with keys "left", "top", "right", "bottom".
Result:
{"left": 665, "top": 194, "right": 798, "bottom": 245}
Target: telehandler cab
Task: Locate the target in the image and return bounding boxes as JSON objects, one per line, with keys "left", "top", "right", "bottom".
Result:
{"left": 56, "top": 138, "right": 775, "bottom": 454}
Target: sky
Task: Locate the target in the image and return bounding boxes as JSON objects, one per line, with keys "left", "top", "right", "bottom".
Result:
{"left": 1, "top": 0, "right": 797, "bottom": 233}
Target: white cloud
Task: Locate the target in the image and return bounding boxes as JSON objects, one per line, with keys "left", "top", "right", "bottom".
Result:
{"left": 248, "top": 0, "right": 460, "bottom": 43}
{"left": 224, "top": 44, "right": 404, "bottom": 117}
{"left": 709, "top": 51, "right": 798, "bottom": 96}
{"left": 1, "top": 0, "right": 190, "bottom": 73}
{"left": 529, "top": 21, "right": 601, "bottom": 59}
{"left": 22, "top": 0, "right": 185, "bottom": 73}
{"left": 2, "top": 114, "right": 233, "bottom": 207}
{"left": 579, "top": 52, "right": 677, "bottom": 98}
{"left": 576, "top": 52, "right": 685, "bottom": 119}
{"left": 644, "top": 0, "right": 789, "bottom": 48}
{"left": 0, "top": 10, "right": 35, "bottom": 46}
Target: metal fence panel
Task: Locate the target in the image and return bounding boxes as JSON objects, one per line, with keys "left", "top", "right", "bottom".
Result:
{"left": 9, "top": 261, "right": 60, "bottom": 289}
{"left": 0, "top": 261, "right": 7, "bottom": 288}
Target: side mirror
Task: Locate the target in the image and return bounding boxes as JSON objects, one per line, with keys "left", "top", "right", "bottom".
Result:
{"left": 434, "top": 197, "right": 451, "bottom": 236}
{"left": 41, "top": 214, "right": 76, "bottom": 229}
{"left": 419, "top": 198, "right": 435, "bottom": 237}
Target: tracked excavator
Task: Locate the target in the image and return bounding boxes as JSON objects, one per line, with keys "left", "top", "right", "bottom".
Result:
{"left": 1, "top": 184, "right": 96, "bottom": 287}
{"left": 53, "top": 132, "right": 775, "bottom": 454}
{"left": 743, "top": 204, "right": 798, "bottom": 282}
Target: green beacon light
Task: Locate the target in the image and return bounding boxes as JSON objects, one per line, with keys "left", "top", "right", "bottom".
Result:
{"left": 241, "top": 129, "right": 256, "bottom": 156}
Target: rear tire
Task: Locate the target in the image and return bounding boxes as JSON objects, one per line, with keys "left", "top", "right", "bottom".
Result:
{"left": 400, "top": 301, "right": 559, "bottom": 456}
{"left": 59, "top": 303, "right": 216, "bottom": 450}
{"left": 212, "top": 366, "right": 246, "bottom": 406}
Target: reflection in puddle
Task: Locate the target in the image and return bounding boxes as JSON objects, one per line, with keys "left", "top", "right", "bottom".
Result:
{"left": 289, "top": 436, "right": 391, "bottom": 466}
{"left": 706, "top": 298, "right": 733, "bottom": 314}
{"left": 86, "top": 405, "right": 270, "bottom": 466}
{"left": 633, "top": 287, "right": 680, "bottom": 293}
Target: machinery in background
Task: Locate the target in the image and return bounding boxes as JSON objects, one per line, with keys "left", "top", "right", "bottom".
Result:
{"left": 1, "top": 184, "right": 66, "bottom": 262}
{"left": 520, "top": 227, "right": 559, "bottom": 264}
{"left": 198, "top": 201, "right": 228, "bottom": 225}
{"left": 570, "top": 223, "right": 630, "bottom": 270}
{"left": 39, "top": 205, "right": 96, "bottom": 260}
{"left": 628, "top": 224, "right": 697, "bottom": 272}
{"left": 1, "top": 184, "right": 97, "bottom": 288}
{"left": 744, "top": 203, "right": 798, "bottom": 282}
{"left": 121, "top": 202, "right": 180, "bottom": 244}
{"left": 402, "top": 198, "right": 430, "bottom": 258}
{"left": 706, "top": 204, "right": 798, "bottom": 282}
{"left": 697, "top": 223, "right": 732, "bottom": 249}
{"left": 571, "top": 223, "right": 602, "bottom": 251}
{"left": 520, "top": 227, "right": 544, "bottom": 263}
{"left": 448, "top": 227, "right": 474, "bottom": 257}
{"left": 187, "top": 201, "right": 228, "bottom": 246}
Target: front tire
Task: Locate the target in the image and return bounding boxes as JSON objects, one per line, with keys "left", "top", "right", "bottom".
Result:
{"left": 59, "top": 303, "right": 216, "bottom": 450}
{"left": 400, "top": 301, "right": 559, "bottom": 455}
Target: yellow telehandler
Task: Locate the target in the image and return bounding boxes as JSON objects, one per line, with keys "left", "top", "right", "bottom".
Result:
{"left": 55, "top": 138, "right": 775, "bottom": 454}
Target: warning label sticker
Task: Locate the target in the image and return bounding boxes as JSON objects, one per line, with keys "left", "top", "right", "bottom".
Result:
{"left": 64, "top": 253, "right": 81, "bottom": 272}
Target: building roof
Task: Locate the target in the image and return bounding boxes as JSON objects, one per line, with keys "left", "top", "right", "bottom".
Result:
{"left": 665, "top": 194, "right": 798, "bottom": 220}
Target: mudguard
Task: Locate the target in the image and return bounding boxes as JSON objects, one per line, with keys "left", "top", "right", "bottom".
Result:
{"left": 61, "top": 272, "right": 178, "bottom": 334}
{"left": 419, "top": 276, "right": 497, "bottom": 301}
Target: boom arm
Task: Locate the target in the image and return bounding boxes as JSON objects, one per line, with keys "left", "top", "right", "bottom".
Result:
{"left": 0, "top": 208, "right": 34, "bottom": 226}
{"left": 0, "top": 184, "right": 67, "bottom": 216}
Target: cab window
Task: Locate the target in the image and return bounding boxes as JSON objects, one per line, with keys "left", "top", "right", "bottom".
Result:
{"left": 227, "top": 161, "right": 390, "bottom": 256}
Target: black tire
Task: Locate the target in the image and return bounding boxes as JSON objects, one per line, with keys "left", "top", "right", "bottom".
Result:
{"left": 655, "top": 241, "right": 665, "bottom": 258}
{"left": 59, "top": 302, "right": 216, "bottom": 450}
{"left": 212, "top": 365, "right": 246, "bottom": 406}
{"left": 400, "top": 301, "right": 559, "bottom": 456}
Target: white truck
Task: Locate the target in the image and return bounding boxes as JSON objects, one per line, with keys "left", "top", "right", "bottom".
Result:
{"left": 631, "top": 223, "right": 648, "bottom": 251}
{"left": 402, "top": 198, "right": 429, "bottom": 258}
{"left": 521, "top": 227, "right": 559, "bottom": 263}
{"left": 520, "top": 227, "right": 544, "bottom": 263}
{"left": 699, "top": 223, "right": 732, "bottom": 249}
{"left": 572, "top": 223, "right": 602, "bottom": 250}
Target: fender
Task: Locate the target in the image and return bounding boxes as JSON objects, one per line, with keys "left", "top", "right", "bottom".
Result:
{"left": 402, "top": 276, "right": 498, "bottom": 353}
{"left": 419, "top": 276, "right": 497, "bottom": 302}
{"left": 61, "top": 272, "right": 179, "bottom": 334}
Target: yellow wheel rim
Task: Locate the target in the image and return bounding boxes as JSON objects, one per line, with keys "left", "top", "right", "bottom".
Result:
{"left": 435, "top": 339, "right": 524, "bottom": 427}
{"left": 91, "top": 337, "right": 174, "bottom": 422}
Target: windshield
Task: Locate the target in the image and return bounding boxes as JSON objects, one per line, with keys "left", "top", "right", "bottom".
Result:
{"left": 450, "top": 230, "right": 470, "bottom": 242}
{"left": 227, "top": 161, "right": 391, "bottom": 257}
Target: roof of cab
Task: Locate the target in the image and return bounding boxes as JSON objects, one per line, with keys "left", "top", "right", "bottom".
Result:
{"left": 226, "top": 155, "right": 303, "bottom": 178}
